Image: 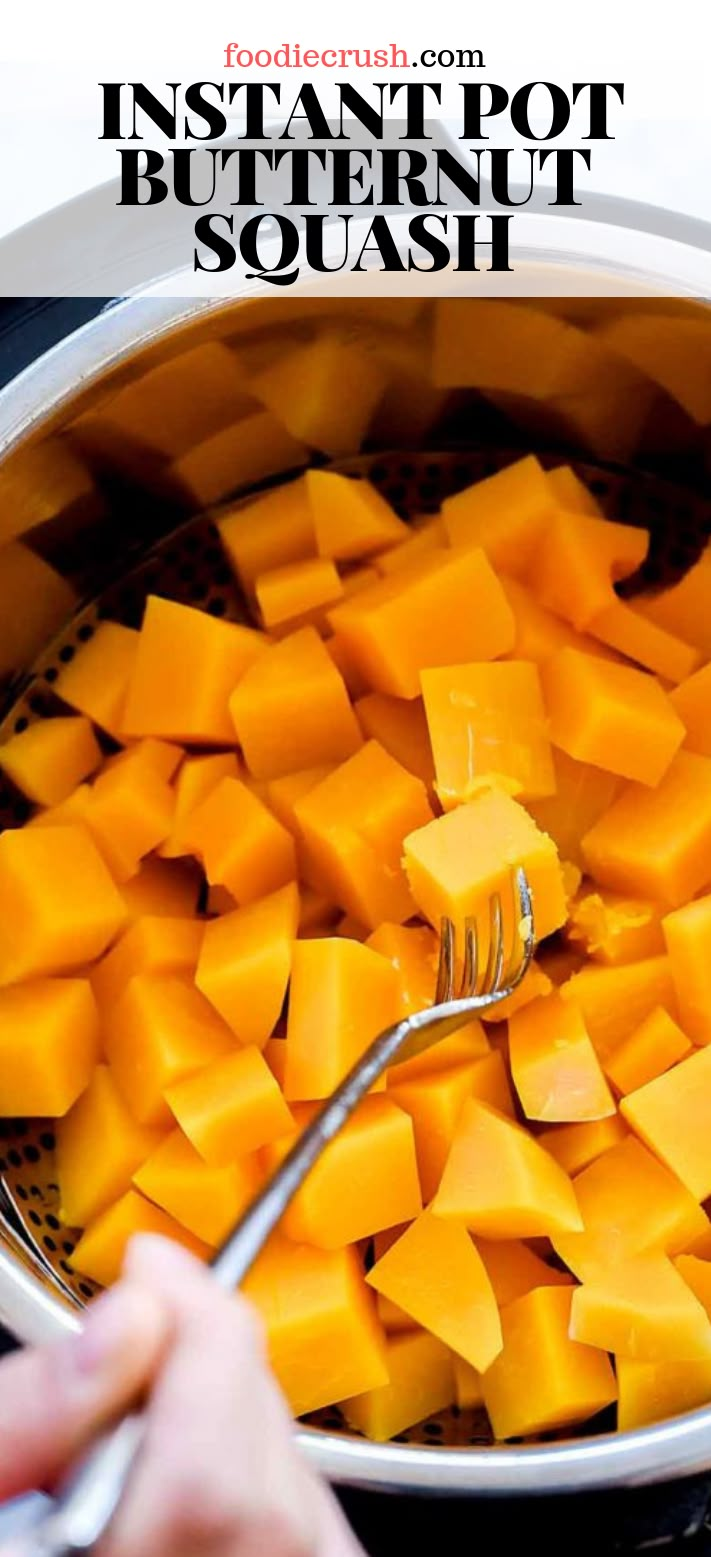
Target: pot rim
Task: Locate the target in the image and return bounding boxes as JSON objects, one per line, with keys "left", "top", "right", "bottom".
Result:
{"left": 2, "top": 289, "right": 711, "bottom": 1495}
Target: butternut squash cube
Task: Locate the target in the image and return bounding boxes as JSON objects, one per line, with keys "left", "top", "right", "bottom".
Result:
{"left": 589, "top": 599, "right": 700, "bottom": 685}
{"left": 526, "top": 510, "right": 648, "bottom": 631}
{"left": 168, "top": 411, "right": 306, "bottom": 507}
{"left": 255, "top": 556, "right": 343, "bottom": 631}
{"left": 469, "top": 1051, "right": 517, "bottom": 1116}
{"left": 560, "top": 956, "right": 677, "bottom": 1063}
{"left": 119, "top": 856, "right": 201, "bottom": 921}
{"left": 160, "top": 752, "right": 240, "bottom": 859}
{"left": 453, "top": 1356, "right": 485, "bottom": 1410}
{"left": 389, "top": 1061, "right": 483, "bottom": 1201}
{"left": 543, "top": 648, "right": 684, "bottom": 786}
{"left": 663, "top": 893, "right": 711, "bottom": 1044}
{"left": 605, "top": 1007, "right": 692, "bottom": 1096}
{"left": 440, "top": 455, "right": 552, "bottom": 576}
{"left": 508, "top": 992, "right": 615, "bottom": 1123}
{"left": 570, "top": 1253, "right": 711, "bottom": 1362}
{"left": 0, "top": 717, "right": 101, "bottom": 807}
{"left": 57, "top": 1065, "right": 165, "bottom": 1228}
{"left": 0, "top": 978, "right": 99, "bottom": 1118}
{"left": 342, "top": 1330, "right": 455, "bottom": 1442}
{"left": 0, "top": 825, "right": 127, "bottom": 985}
{"left": 376, "top": 520, "right": 447, "bottom": 578}
{"left": 553, "top": 1136, "right": 708, "bottom": 1283}
{"left": 91, "top": 916, "right": 204, "bottom": 1009}
{"left": 433, "top": 1100, "right": 582, "bottom": 1239}
{"left": 566, "top": 888, "right": 665, "bottom": 966}
{"left": 283, "top": 937, "right": 400, "bottom": 1101}
{"left": 217, "top": 476, "right": 315, "bottom": 591}
{"left": 183, "top": 777, "right": 296, "bottom": 904}
{"left": 244, "top": 1235, "right": 389, "bottom": 1416}
{"left": 195, "top": 882, "right": 299, "bottom": 1047}
{"left": 674, "top": 1255, "right": 711, "bottom": 1319}
{"left": 671, "top": 662, "right": 711, "bottom": 759}
{"left": 252, "top": 335, "right": 385, "bottom": 457}
{"left": 294, "top": 742, "right": 433, "bottom": 929}
{"left": 582, "top": 751, "right": 711, "bottom": 908}
{"left": 122, "top": 596, "right": 266, "bottom": 746}
{"left": 366, "top": 1208, "right": 503, "bottom": 1372}
{"left": 229, "top": 626, "right": 362, "bottom": 780}
{"left": 166, "top": 1045, "right": 294, "bottom": 1166}
{"left": 528, "top": 748, "right": 618, "bottom": 872}
{"left": 617, "top": 1355, "right": 711, "bottom": 1432}
{"left": 367, "top": 924, "right": 489, "bottom": 1084}
{"left": 636, "top": 550, "right": 711, "bottom": 660}
{"left": 103, "top": 738, "right": 183, "bottom": 785}
{"left": 547, "top": 465, "right": 602, "bottom": 516}
{"left": 355, "top": 693, "right": 435, "bottom": 789}
{"left": 307, "top": 470, "right": 409, "bottom": 561}
{"left": 538, "top": 1115, "right": 628, "bottom": 1177}
{"left": 476, "top": 1238, "right": 572, "bottom": 1306}
{"left": 54, "top": 622, "right": 139, "bottom": 739}
{"left": 481, "top": 1286, "right": 616, "bottom": 1440}
{"left": 403, "top": 788, "right": 567, "bottom": 945}
{"left": 71, "top": 1188, "right": 209, "bottom": 1288}
{"left": 264, "top": 764, "right": 334, "bottom": 887}
{"left": 82, "top": 761, "right": 175, "bottom": 882}
{"left": 621, "top": 1045, "right": 711, "bottom": 1201}
{"left": 264, "top": 1096, "right": 422, "bottom": 1247}
{"left": 104, "top": 974, "right": 235, "bottom": 1126}
{"left": 422, "top": 660, "right": 555, "bottom": 806}
{"left": 134, "top": 1127, "right": 261, "bottom": 1247}
{"left": 328, "top": 546, "right": 515, "bottom": 700}
{"left": 500, "top": 575, "right": 587, "bottom": 666}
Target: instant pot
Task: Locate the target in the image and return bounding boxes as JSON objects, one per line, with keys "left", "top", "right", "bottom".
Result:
{"left": 1, "top": 213, "right": 711, "bottom": 1552}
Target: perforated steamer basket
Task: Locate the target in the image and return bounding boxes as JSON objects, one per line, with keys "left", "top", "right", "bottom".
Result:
{"left": 1, "top": 284, "right": 711, "bottom": 1505}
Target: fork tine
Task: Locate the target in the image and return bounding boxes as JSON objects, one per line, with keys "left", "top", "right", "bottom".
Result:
{"left": 436, "top": 916, "right": 455, "bottom": 1003}
{"left": 515, "top": 865, "right": 535, "bottom": 961}
{"left": 461, "top": 916, "right": 478, "bottom": 998}
{"left": 481, "top": 892, "right": 504, "bottom": 993}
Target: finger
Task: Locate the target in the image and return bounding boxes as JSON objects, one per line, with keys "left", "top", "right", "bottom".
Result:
{"left": 104, "top": 1237, "right": 323, "bottom": 1557}
{"left": 0, "top": 1282, "right": 168, "bottom": 1501}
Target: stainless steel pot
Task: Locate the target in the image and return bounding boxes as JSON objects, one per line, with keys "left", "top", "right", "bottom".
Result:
{"left": 1, "top": 272, "right": 711, "bottom": 1502}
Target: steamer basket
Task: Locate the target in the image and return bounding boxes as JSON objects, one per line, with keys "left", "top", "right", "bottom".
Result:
{"left": 1, "top": 291, "right": 711, "bottom": 1498}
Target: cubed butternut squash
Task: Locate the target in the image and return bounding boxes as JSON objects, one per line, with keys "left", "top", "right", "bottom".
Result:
{"left": 342, "top": 1330, "right": 455, "bottom": 1442}
{"left": 104, "top": 974, "right": 235, "bottom": 1126}
{"left": 604, "top": 1007, "right": 692, "bottom": 1096}
{"left": 582, "top": 751, "right": 711, "bottom": 908}
{"left": 252, "top": 335, "right": 385, "bottom": 457}
{"left": 481, "top": 1285, "right": 617, "bottom": 1440}
{"left": 440, "top": 455, "right": 552, "bottom": 576}
{"left": 71, "top": 1188, "right": 209, "bottom": 1288}
{"left": 538, "top": 1115, "right": 628, "bottom": 1177}
{"left": 122, "top": 596, "right": 266, "bottom": 746}
{"left": 355, "top": 693, "right": 435, "bottom": 789}
{"left": 57, "top": 1064, "right": 164, "bottom": 1227}
{"left": 166, "top": 1045, "right": 294, "bottom": 1166}
{"left": 92, "top": 916, "right": 204, "bottom": 1009}
{"left": 195, "top": 882, "right": 299, "bottom": 1047}
{"left": 542, "top": 648, "right": 684, "bottom": 786}
{"left": 182, "top": 777, "right": 296, "bottom": 904}
{"left": 0, "top": 978, "right": 99, "bottom": 1117}
{"left": 508, "top": 992, "right": 615, "bottom": 1123}
{"left": 621, "top": 1044, "right": 711, "bottom": 1201}
{"left": 307, "top": 470, "right": 409, "bottom": 561}
{"left": 433, "top": 1100, "right": 582, "bottom": 1239}
{"left": 283, "top": 937, "right": 400, "bottom": 1101}
{"left": 663, "top": 893, "right": 711, "bottom": 1044}
{"left": 570, "top": 1253, "right": 711, "bottom": 1362}
{"left": 217, "top": 475, "right": 315, "bottom": 591}
{"left": 0, "top": 825, "right": 127, "bottom": 985}
{"left": 133, "top": 1127, "right": 261, "bottom": 1247}
{"left": 255, "top": 556, "right": 343, "bottom": 631}
{"left": 617, "top": 1355, "right": 711, "bottom": 1432}
{"left": 54, "top": 622, "right": 138, "bottom": 740}
{"left": 0, "top": 717, "right": 101, "bottom": 807}
{"left": 588, "top": 599, "right": 700, "bottom": 685}
{"left": 422, "top": 661, "right": 555, "bottom": 806}
{"left": 560, "top": 956, "right": 677, "bottom": 1063}
{"left": 528, "top": 748, "right": 618, "bottom": 872}
{"left": 566, "top": 888, "right": 665, "bottom": 966}
{"left": 229, "top": 626, "right": 362, "bottom": 779}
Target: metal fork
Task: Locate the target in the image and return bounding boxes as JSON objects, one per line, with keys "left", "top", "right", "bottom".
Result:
{"left": 0, "top": 868, "right": 534, "bottom": 1557}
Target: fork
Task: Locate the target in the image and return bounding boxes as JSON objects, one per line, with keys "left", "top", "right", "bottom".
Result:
{"left": 0, "top": 868, "right": 534, "bottom": 1557}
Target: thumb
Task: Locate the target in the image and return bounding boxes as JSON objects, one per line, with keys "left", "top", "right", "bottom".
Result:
{"left": 0, "top": 1282, "right": 168, "bottom": 1502}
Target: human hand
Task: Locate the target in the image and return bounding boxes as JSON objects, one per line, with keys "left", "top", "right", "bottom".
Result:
{"left": 0, "top": 1235, "right": 364, "bottom": 1557}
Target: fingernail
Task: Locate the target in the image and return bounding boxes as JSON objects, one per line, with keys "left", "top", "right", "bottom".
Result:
{"left": 73, "top": 1285, "right": 158, "bottom": 1376}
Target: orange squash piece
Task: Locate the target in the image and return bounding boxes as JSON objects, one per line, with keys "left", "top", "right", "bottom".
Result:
{"left": 0, "top": 978, "right": 99, "bottom": 1118}
{"left": 433, "top": 1100, "right": 582, "bottom": 1239}
{"left": 92, "top": 916, "right": 204, "bottom": 1009}
{"left": 217, "top": 475, "right": 315, "bottom": 591}
{"left": 528, "top": 748, "right": 618, "bottom": 872}
{"left": 283, "top": 937, "right": 400, "bottom": 1101}
{"left": 255, "top": 556, "right": 343, "bottom": 631}
{"left": 621, "top": 1045, "right": 711, "bottom": 1201}
{"left": 134, "top": 1127, "right": 261, "bottom": 1247}
{"left": 663, "top": 893, "right": 711, "bottom": 1044}
{"left": 553, "top": 1136, "right": 708, "bottom": 1283}
{"left": 526, "top": 510, "right": 648, "bottom": 632}
{"left": 355, "top": 693, "right": 435, "bottom": 789}
{"left": 403, "top": 787, "right": 567, "bottom": 944}
{"left": 560, "top": 956, "right": 677, "bottom": 1063}
{"left": 121, "top": 596, "right": 266, "bottom": 746}
{"left": 166, "top": 1045, "right": 294, "bottom": 1166}
{"left": 342, "top": 1330, "right": 455, "bottom": 1442}
{"left": 161, "top": 753, "right": 241, "bottom": 859}
{"left": 469, "top": 1051, "right": 517, "bottom": 1116}
{"left": 183, "top": 776, "right": 296, "bottom": 905}
{"left": 368, "top": 923, "right": 490, "bottom": 1084}
{"left": 103, "top": 738, "right": 184, "bottom": 785}
{"left": 508, "top": 992, "right": 615, "bottom": 1123}
{"left": 264, "top": 764, "right": 334, "bottom": 887}
{"left": 119, "top": 856, "right": 201, "bottom": 921}
{"left": 476, "top": 1238, "right": 572, "bottom": 1306}
{"left": 588, "top": 599, "right": 700, "bottom": 685}
{"left": 422, "top": 661, "right": 555, "bottom": 806}
{"left": 674, "top": 1255, "right": 711, "bottom": 1320}
{"left": 617, "top": 1355, "right": 711, "bottom": 1432}
{"left": 389, "top": 1061, "right": 483, "bottom": 1201}
{"left": 0, "top": 544, "right": 78, "bottom": 682}
{"left": 543, "top": 648, "right": 684, "bottom": 786}
{"left": 244, "top": 1236, "right": 388, "bottom": 1417}
{"left": 264, "top": 1096, "right": 422, "bottom": 1247}
{"left": 566, "top": 887, "right": 665, "bottom": 966}
{"left": 441, "top": 455, "right": 553, "bottom": 576}
{"left": 671, "top": 662, "right": 711, "bottom": 758}
{"left": 366, "top": 1208, "right": 503, "bottom": 1372}
{"left": 546, "top": 465, "right": 602, "bottom": 516}
{"left": 328, "top": 546, "right": 515, "bottom": 700}
{"left": 486, "top": 960, "right": 554, "bottom": 1024}
{"left": 0, "top": 824, "right": 127, "bottom": 985}
{"left": 604, "top": 1006, "right": 692, "bottom": 1096}
{"left": 229, "top": 625, "right": 362, "bottom": 780}
{"left": 82, "top": 761, "right": 175, "bottom": 883}
{"left": 54, "top": 622, "right": 139, "bottom": 740}
{"left": 582, "top": 751, "right": 711, "bottom": 908}
{"left": 307, "top": 470, "right": 408, "bottom": 561}
{"left": 71, "top": 1188, "right": 209, "bottom": 1288}
{"left": 195, "top": 882, "right": 299, "bottom": 1047}
{"left": 500, "top": 575, "right": 588, "bottom": 666}
{"left": 294, "top": 742, "right": 433, "bottom": 929}
{"left": 538, "top": 1115, "right": 628, "bottom": 1177}
{"left": 570, "top": 1253, "right": 711, "bottom": 1362}
{"left": 252, "top": 335, "right": 385, "bottom": 457}
{"left": 0, "top": 717, "right": 101, "bottom": 807}
{"left": 57, "top": 1065, "right": 164, "bottom": 1228}
{"left": 481, "top": 1285, "right": 617, "bottom": 1440}
{"left": 104, "top": 974, "right": 234, "bottom": 1126}
{"left": 371, "top": 1224, "right": 417, "bottom": 1334}
{"left": 453, "top": 1355, "right": 485, "bottom": 1410}
{"left": 376, "top": 519, "right": 447, "bottom": 576}
{"left": 168, "top": 411, "right": 306, "bottom": 508}
{"left": 636, "top": 551, "right": 711, "bottom": 660}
